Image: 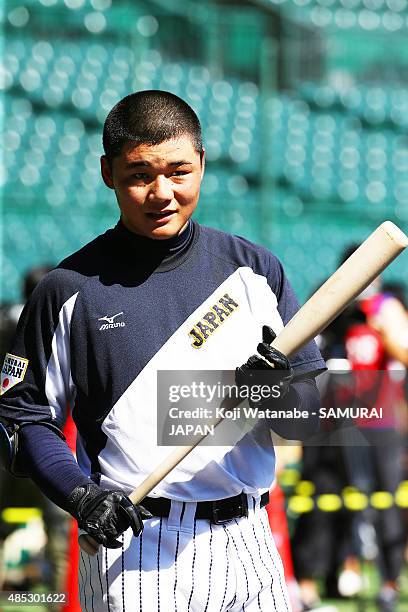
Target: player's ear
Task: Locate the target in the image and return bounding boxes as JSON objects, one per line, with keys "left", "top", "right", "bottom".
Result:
{"left": 101, "top": 155, "right": 115, "bottom": 189}
{"left": 200, "top": 147, "right": 205, "bottom": 179}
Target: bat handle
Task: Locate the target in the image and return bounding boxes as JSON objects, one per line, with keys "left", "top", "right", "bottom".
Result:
{"left": 79, "top": 533, "right": 100, "bottom": 556}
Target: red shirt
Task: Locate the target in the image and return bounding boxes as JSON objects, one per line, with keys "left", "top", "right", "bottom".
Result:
{"left": 345, "top": 294, "right": 403, "bottom": 428}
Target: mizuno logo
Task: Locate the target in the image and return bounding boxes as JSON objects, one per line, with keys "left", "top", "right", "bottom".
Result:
{"left": 98, "top": 312, "right": 126, "bottom": 331}
{"left": 99, "top": 312, "right": 123, "bottom": 324}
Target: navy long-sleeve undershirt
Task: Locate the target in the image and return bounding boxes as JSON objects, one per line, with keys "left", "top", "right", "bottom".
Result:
{"left": 19, "top": 425, "right": 91, "bottom": 512}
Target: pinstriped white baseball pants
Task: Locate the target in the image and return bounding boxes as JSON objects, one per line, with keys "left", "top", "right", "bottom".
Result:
{"left": 78, "top": 498, "right": 291, "bottom": 612}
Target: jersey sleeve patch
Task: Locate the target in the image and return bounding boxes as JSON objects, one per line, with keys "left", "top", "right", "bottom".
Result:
{"left": 0, "top": 353, "right": 29, "bottom": 396}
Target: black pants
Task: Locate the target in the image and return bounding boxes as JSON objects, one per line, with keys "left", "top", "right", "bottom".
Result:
{"left": 292, "top": 445, "right": 352, "bottom": 583}
{"left": 343, "top": 430, "right": 406, "bottom": 582}
{"left": 292, "top": 433, "right": 406, "bottom": 584}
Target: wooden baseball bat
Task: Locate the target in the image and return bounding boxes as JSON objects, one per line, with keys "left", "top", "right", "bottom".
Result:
{"left": 79, "top": 220, "right": 408, "bottom": 554}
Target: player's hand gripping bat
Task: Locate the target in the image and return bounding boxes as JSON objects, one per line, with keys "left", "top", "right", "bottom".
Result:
{"left": 79, "top": 220, "right": 408, "bottom": 555}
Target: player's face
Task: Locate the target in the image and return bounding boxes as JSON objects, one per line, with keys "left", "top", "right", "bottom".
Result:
{"left": 101, "top": 137, "right": 205, "bottom": 239}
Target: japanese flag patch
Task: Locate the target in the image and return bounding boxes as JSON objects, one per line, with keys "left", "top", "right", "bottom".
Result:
{"left": 1, "top": 353, "right": 29, "bottom": 395}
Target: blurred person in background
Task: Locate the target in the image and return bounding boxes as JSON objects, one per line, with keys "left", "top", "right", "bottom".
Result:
{"left": 0, "top": 266, "right": 54, "bottom": 365}
{"left": 292, "top": 313, "right": 356, "bottom": 611}
{"left": 340, "top": 245, "right": 408, "bottom": 612}
{"left": 292, "top": 248, "right": 408, "bottom": 612}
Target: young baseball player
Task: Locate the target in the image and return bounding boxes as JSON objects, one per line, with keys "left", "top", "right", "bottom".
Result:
{"left": 0, "top": 90, "right": 325, "bottom": 611}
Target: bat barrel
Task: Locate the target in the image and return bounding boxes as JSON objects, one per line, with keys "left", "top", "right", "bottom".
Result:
{"left": 272, "top": 221, "right": 408, "bottom": 358}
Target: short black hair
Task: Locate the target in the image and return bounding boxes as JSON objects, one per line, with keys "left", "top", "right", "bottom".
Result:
{"left": 103, "top": 90, "right": 202, "bottom": 161}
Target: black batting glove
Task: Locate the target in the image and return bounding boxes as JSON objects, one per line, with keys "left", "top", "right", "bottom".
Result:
{"left": 67, "top": 483, "right": 152, "bottom": 548}
{"left": 235, "top": 326, "right": 294, "bottom": 406}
